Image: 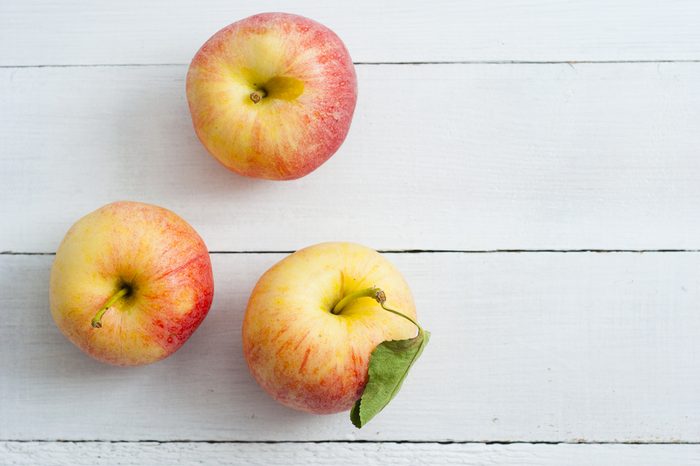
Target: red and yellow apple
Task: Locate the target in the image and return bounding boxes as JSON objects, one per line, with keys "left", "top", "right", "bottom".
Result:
{"left": 242, "top": 242, "right": 417, "bottom": 414}
{"left": 186, "top": 12, "right": 357, "bottom": 180}
{"left": 49, "top": 201, "right": 214, "bottom": 366}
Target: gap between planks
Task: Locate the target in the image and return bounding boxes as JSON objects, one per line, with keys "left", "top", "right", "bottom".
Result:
{"left": 2, "top": 59, "right": 700, "bottom": 69}
{"left": 2, "top": 440, "right": 699, "bottom": 445}
{"left": 2, "top": 249, "right": 700, "bottom": 256}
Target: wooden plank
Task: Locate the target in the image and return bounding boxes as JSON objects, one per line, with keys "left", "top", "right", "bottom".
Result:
{"left": 1, "top": 252, "right": 699, "bottom": 441}
{"left": 2, "top": 63, "right": 700, "bottom": 252}
{"left": 1, "top": 442, "right": 699, "bottom": 466}
{"left": 2, "top": 1, "right": 700, "bottom": 65}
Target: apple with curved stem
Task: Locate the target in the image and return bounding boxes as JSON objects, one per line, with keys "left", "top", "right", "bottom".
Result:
{"left": 242, "top": 242, "right": 428, "bottom": 422}
{"left": 186, "top": 12, "right": 357, "bottom": 180}
{"left": 49, "top": 201, "right": 214, "bottom": 366}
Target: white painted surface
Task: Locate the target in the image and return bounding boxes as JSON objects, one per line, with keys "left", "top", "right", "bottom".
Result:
{"left": 2, "top": 0, "right": 700, "bottom": 65}
{"left": 1, "top": 252, "right": 699, "bottom": 442}
{"left": 2, "top": 0, "right": 699, "bottom": 463}
{"left": 2, "top": 63, "right": 700, "bottom": 252}
{"left": 2, "top": 442, "right": 700, "bottom": 466}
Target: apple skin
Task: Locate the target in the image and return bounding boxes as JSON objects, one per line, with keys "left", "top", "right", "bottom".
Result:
{"left": 242, "top": 242, "right": 417, "bottom": 414}
{"left": 49, "top": 201, "right": 214, "bottom": 366}
{"left": 186, "top": 12, "right": 357, "bottom": 180}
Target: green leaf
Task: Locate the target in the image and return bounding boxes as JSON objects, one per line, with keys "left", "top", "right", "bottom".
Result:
{"left": 351, "top": 328, "right": 430, "bottom": 428}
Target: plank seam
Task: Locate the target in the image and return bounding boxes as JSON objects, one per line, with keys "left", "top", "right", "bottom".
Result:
{"left": 3, "top": 249, "right": 700, "bottom": 256}
{"left": 2, "top": 59, "right": 700, "bottom": 69}
{"left": 1, "top": 440, "right": 698, "bottom": 445}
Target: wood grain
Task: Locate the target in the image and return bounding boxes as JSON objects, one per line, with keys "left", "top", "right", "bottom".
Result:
{"left": 2, "top": 63, "right": 700, "bottom": 253}
{"left": 2, "top": 442, "right": 700, "bottom": 466}
{"left": 2, "top": 252, "right": 699, "bottom": 442}
{"left": 2, "top": 0, "right": 700, "bottom": 65}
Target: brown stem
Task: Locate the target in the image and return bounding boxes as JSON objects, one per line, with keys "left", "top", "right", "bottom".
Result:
{"left": 250, "top": 89, "right": 267, "bottom": 103}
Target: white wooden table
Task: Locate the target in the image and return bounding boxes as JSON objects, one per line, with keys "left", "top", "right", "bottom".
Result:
{"left": 2, "top": 1, "right": 700, "bottom": 464}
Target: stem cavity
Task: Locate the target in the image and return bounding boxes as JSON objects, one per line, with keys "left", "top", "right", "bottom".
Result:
{"left": 91, "top": 287, "right": 129, "bottom": 329}
{"left": 331, "top": 286, "right": 422, "bottom": 332}
{"left": 332, "top": 287, "right": 381, "bottom": 315}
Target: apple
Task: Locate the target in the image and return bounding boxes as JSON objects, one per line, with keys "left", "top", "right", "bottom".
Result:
{"left": 49, "top": 201, "right": 214, "bottom": 366}
{"left": 186, "top": 12, "right": 357, "bottom": 180}
{"left": 242, "top": 242, "right": 418, "bottom": 414}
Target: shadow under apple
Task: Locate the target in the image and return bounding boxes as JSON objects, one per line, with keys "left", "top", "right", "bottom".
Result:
{"left": 0, "top": 252, "right": 348, "bottom": 440}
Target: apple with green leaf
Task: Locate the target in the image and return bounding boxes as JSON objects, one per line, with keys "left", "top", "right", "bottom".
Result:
{"left": 49, "top": 201, "right": 214, "bottom": 366}
{"left": 186, "top": 12, "right": 357, "bottom": 180}
{"left": 242, "top": 242, "right": 429, "bottom": 427}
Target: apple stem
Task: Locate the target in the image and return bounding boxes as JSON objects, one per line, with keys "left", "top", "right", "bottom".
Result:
{"left": 331, "top": 287, "right": 422, "bottom": 332}
{"left": 91, "top": 287, "right": 129, "bottom": 329}
{"left": 332, "top": 287, "right": 381, "bottom": 314}
{"left": 250, "top": 89, "right": 267, "bottom": 104}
